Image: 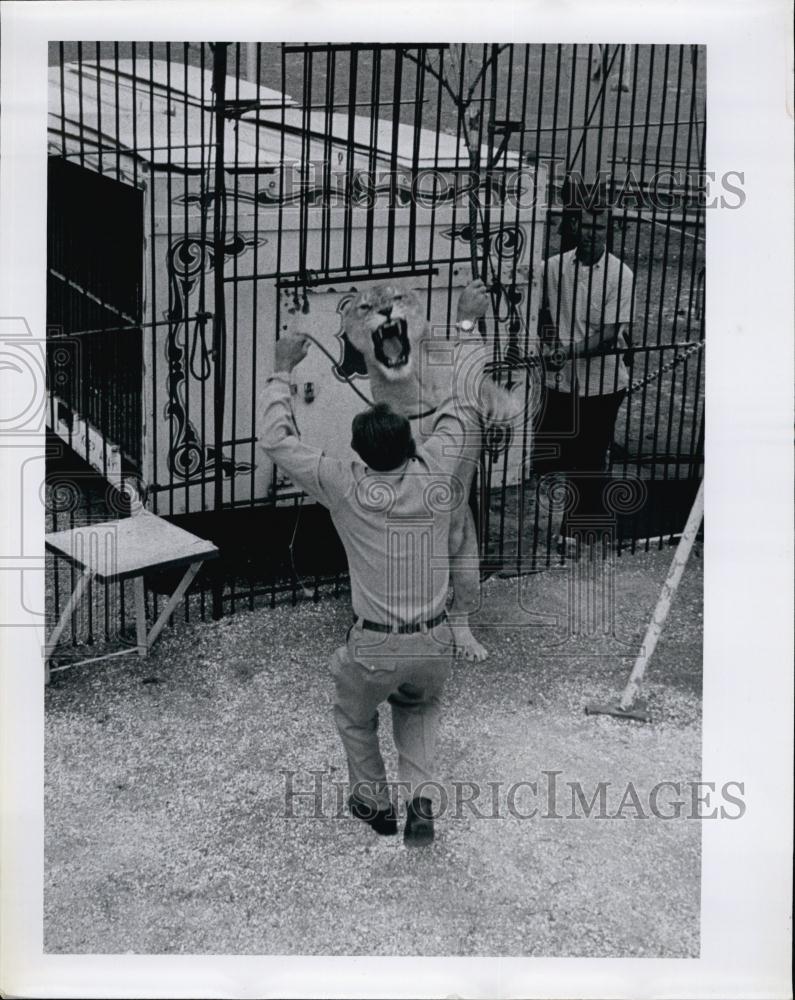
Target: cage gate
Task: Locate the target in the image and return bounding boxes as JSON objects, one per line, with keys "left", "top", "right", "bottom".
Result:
{"left": 47, "top": 42, "right": 705, "bottom": 634}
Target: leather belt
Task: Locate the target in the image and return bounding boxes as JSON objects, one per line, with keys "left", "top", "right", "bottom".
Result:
{"left": 407, "top": 406, "right": 439, "bottom": 421}
{"left": 355, "top": 610, "right": 447, "bottom": 635}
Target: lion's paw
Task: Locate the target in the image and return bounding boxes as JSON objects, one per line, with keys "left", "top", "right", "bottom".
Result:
{"left": 487, "top": 385, "right": 524, "bottom": 425}
{"left": 450, "top": 623, "right": 489, "bottom": 662}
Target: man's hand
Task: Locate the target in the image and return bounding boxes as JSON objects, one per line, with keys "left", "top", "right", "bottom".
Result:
{"left": 274, "top": 332, "right": 310, "bottom": 373}
{"left": 456, "top": 279, "right": 490, "bottom": 323}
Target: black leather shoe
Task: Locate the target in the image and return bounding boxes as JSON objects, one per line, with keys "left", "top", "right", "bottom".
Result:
{"left": 348, "top": 795, "right": 398, "bottom": 836}
{"left": 404, "top": 796, "right": 434, "bottom": 847}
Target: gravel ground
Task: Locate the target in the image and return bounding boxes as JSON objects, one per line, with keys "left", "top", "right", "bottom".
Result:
{"left": 45, "top": 546, "right": 702, "bottom": 956}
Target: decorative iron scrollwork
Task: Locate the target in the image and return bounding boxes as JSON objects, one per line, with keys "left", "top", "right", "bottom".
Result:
{"left": 164, "top": 234, "right": 258, "bottom": 482}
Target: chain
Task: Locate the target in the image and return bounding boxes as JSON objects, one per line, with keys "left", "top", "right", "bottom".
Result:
{"left": 625, "top": 338, "right": 705, "bottom": 396}
{"left": 484, "top": 337, "right": 705, "bottom": 402}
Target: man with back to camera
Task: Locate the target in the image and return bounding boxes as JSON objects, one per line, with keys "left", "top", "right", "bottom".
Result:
{"left": 535, "top": 181, "right": 635, "bottom": 548}
{"left": 258, "top": 282, "right": 489, "bottom": 847}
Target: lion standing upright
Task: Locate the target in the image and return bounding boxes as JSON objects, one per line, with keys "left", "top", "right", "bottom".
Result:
{"left": 340, "top": 279, "right": 521, "bottom": 661}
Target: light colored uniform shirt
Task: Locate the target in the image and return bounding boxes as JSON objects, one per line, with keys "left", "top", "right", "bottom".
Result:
{"left": 544, "top": 249, "right": 635, "bottom": 397}
{"left": 259, "top": 377, "right": 480, "bottom": 627}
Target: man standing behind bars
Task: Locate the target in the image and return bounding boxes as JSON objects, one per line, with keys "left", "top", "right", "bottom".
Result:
{"left": 536, "top": 183, "right": 635, "bottom": 546}
{"left": 258, "top": 283, "right": 488, "bottom": 847}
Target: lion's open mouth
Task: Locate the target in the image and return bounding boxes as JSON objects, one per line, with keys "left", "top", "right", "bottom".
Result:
{"left": 372, "top": 318, "right": 410, "bottom": 370}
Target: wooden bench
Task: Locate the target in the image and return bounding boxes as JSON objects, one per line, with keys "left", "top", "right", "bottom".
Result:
{"left": 45, "top": 511, "right": 219, "bottom": 683}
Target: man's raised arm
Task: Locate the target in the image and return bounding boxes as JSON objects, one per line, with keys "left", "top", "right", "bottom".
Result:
{"left": 258, "top": 334, "right": 350, "bottom": 509}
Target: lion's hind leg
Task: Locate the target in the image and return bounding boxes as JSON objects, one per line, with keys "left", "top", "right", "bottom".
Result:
{"left": 447, "top": 494, "right": 488, "bottom": 662}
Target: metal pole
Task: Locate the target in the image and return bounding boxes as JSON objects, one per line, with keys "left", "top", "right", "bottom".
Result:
{"left": 618, "top": 478, "right": 704, "bottom": 709}
{"left": 211, "top": 42, "right": 229, "bottom": 620}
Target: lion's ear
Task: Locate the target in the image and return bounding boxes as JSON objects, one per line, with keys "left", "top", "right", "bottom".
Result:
{"left": 338, "top": 292, "right": 359, "bottom": 319}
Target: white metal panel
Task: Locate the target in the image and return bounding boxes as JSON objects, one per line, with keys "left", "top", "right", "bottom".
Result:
{"left": 48, "top": 59, "right": 519, "bottom": 173}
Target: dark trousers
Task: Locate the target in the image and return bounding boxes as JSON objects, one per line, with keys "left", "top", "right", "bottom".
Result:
{"left": 533, "top": 387, "right": 627, "bottom": 531}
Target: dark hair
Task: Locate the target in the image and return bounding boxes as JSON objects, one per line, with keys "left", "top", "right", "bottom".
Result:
{"left": 351, "top": 403, "right": 416, "bottom": 471}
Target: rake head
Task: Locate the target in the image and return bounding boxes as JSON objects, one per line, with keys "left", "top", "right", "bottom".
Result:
{"left": 584, "top": 700, "right": 652, "bottom": 724}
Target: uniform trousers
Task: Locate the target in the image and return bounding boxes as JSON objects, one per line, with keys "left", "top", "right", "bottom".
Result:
{"left": 329, "top": 620, "right": 454, "bottom": 811}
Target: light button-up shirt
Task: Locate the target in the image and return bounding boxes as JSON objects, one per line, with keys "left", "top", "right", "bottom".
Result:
{"left": 544, "top": 249, "right": 635, "bottom": 396}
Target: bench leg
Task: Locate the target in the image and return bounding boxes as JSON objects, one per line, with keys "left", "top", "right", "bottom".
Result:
{"left": 146, "top": 561, "right": 202, "bottom": 648}
{"left": 134, "top": 576, "right": 148, "bottom": 657}
{"left": 45, "top": 568, "right": 93, "bottom": 683}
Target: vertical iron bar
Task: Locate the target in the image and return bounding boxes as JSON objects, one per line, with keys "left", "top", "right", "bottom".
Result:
{"left": 661, "top": 47, "right": 689, "bottom": 503}
{"left": 422, "top": 47, "right": 445, "bottom": 315}
{"left": 513, "top": 43, "right": 535, "bottom": 577}
{"left": 198, "top": 43, "right": 209, "bottom": 528}
{"left": 492, "top": 43, "right": 513, "bottom": 567}
{"left": 579, "top": 43, "right": 600, "bottom": 403}
{"left": 407, "top": 47, "right": 426, "bottom": 268}
{"left": 298, "top": 48, "right": 311, "bottom": 293}
{"left": 52, "top": 38, "right": 63, "bottom": 623}
{"left": 386, "top": 47, "right": 404, "bottom": 268}
{"left": 114, "top": 42, "right": 121, "bottom": 182}
{"left": 523, "top": 43, "right": 549, "bottom": 574}
{"left": 470, "top": 46, "right": 491, "bottom": 561}
{"left": 536, "top": 43, "right": 564, "bottom": 568}
{"left": 95, "top": 43, "right": 103, "bottom": 180}
{"left": 617, "top": 43, "right": 642, "bottom": 551}
{"left": 602, "top": 46, "right": 632, "bottom": 551}
{"left": 117, "top": 15, "right": 127, "bottom": 623}
{"left": 443, "top": 45, "right": 468, "bottom": 326}
{"left": 144, "top": 43, "right": 159, "bottom": 624}
{"left": 211, "top": 42, "right": 229, "bottom": 620}
{"left": 321, "top": 47, "right": 335, "bottom": 274}
{"left": 94, "top": 42, "right": 112, "bottom": 640}
{"left": 633, "top": 45, "right": 658, "bottom": 550}
{"left": 229, "top": 43, "right": 243, "bottom": 612}
{"left": 53, "top": 46, "right": 66, "bottom": 658}
{"left": 686, "top": 345, "right": 705, "bottom": 481}
{"left": 343, "top": 47, "right": 359, "bottom": 272}
{"left": 249, "top": 42, "right": 262, "bottom": 612}
{"left": 166, "top": 45, "right": 175, "bottom": 519}
{"left": 182, "top": 45, "right": 192, "bottom": 520}
{"left": 646, "top": 46, "right": 675, "bottom": 545}
{"left": 272, "top": 44, "right": 287, "bottom": 611}
{"left": 684, "top": 48, "right": 706, "bottom": 485}
{"left": 96, "top": 40, "right": 112, "bottom": 641}
{"left": 58, "top": 42, "right": 67, "bottom": 159}
{"left": 77, "top": 42, "right": 85, "bottom": 170}
{"left": 196, "top": 45, "right": 205, "bottom": 624}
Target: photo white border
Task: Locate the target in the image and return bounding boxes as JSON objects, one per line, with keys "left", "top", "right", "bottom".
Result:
{"left": 1, "top": 1, "right": 792, "bottom": 996}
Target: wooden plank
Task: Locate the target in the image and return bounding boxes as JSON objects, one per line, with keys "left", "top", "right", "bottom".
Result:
{"left": 45, "top": 568, "right": 93, "bottom": 660}
{"left": 133, "top": 576, "right": 147, "bottom": 656}
{"left": 45, "top": 512, "right": 218, "bottom": 582}
{"left": 145, "top": 560, "right": 202, "bottom": 647}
